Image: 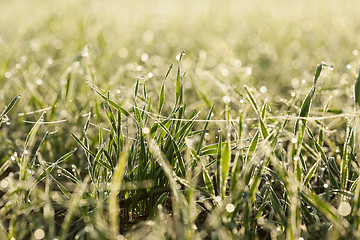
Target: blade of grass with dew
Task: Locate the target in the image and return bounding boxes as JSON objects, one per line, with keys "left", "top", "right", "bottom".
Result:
{"left": 0, "top": 94, "right": 20, "bottom": 120}
{"left": 190, "top": 149, "right": 215, "bottom": 196}
{"left": 109, "top": 148, "right": 128, "bottom": 239}
{"left": 340, "top": 129, "right": 351, "bottom": 191}
{"left": 303, "top": 161, "right": 319, "bottom": 186}
{"left": 93, "top": 87, "right": 129, "bottom": 117}
{"left": 197, "top": 104, "right": 214, "bottom": 154}
{"left": 159, "top": 64, "right": 173, "bottom": 114}
{"left": 175, "top": 51, "right": 185, "bottom": 106}
{"left": 300, "top": 190, "right": 349, "bottom": 234}
{"left": 246, "top": 131, "right": 259, "bottom": 162}
{"left": 71, "top": 133, "right": 95, "bottom": 158}
{"left": 221, "top": 141, "right": 230, "bottom": 198}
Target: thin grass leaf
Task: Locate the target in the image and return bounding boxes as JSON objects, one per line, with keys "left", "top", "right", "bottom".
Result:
{"left": 244, "top": 85, "right": 259, "bottom": 114}
{"left": 109, "top": 148, "right": 128, "bottom": 237}
{"left": 159, "top": 64, "right": 173, "bottom": 113}
{"left": 71, "top": 133, "right": 95, "bottom": 158}
{"left": 313, "top": 63, "right": 323, "bottom": 85}
{"left": 303, "top": 161, "right": 318, "bottom": 186}
{"left": 221, "top": 142, "right": 230, "bottom": 198}
{"left": 340, "top": 131, "right": 350, "bottom": 190}
{"left": 246, "top": 131, "right": 259, "bottom": 162}
{"left": 94, "top": 88, "right": 129, "bottom": 116}
{"left": 295, "top": 87, "right": 315, "bottom": 134}
{"left": 0, "top": 94, "right": 20, "bottom": 120}
{"left": 355, "top": 67, "right": 360, "bottom": 106}
{"left": 197, "top": 104, "right": 214, "bottom": 154}
{"left": 191, "top": 149, "right": 215, "bottom": 195}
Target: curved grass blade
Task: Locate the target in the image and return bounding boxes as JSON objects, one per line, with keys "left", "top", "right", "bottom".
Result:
{"left": 71, "top": 133, "right": 95, "bottom": 158}
{"left": 197, "top": 104, "right": 214, "bottom": 154}
{"left": 1, "top": 94, "right": 20, "bottom": 120}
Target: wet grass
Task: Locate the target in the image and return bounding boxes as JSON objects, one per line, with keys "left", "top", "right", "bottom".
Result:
{"left": 2, "top": 0, "right": 360, "bottom": 239}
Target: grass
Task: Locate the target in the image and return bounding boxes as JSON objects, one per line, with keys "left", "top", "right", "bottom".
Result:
{"left": 2, "top": 0, "right": 360, "bottom": 239}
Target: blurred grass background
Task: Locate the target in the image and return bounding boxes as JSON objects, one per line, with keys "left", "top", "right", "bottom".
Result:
{"left": 2, "top": 0, "right": 360, "bottom": 159}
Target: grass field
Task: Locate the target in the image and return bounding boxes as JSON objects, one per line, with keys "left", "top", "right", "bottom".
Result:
{"left": 2, "top": 0, "right": 360, "bottom": 239}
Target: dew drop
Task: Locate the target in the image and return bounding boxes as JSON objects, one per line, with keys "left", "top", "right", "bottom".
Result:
{"left": 5, "top": 72, "right": 11, "bottom": 78}
{"left": 226, "top": 203, "right": 235, "bottom": 213}
{"left": 36, "top": 78, "right": 43, "bottom": 85}
{"left": 246, "top": 67, "right": 252, "bottom": 75}
{"left": 223, "top": 96, "right": 231, "bottom": 104}
{"left": 260, "top": 86, "right": 267, "bottom": 93}
{"left": 142, "top": 127, "right": 150, "bottom": 135}
{"left": 338, "top": 201, "right": 351, "bottom": 216}
{"left": 34, "top": 228, "right": 45, "bottom": 239}
{"left": 141, "top": 53, "right": 149, "bottom": 62}
{"left": 0, "top": 179, "right": 9, "bottom": 188}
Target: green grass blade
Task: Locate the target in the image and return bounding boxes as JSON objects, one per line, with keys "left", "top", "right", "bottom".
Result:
{"left": 221, "top": 142, "right": 230, "bottom": 198}
{"left": 355, "top": 67, "right": 360, "bottom": 106}
{"left": 0, "top": 94, "right": 20, "bottom": 120}
{"left": 197, "top": 104, "right": 214, "bottom": 154}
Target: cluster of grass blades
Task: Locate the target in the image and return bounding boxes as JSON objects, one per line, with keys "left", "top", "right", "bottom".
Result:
{"left": 3, "top": 54, "right": 360, "bottom": 240}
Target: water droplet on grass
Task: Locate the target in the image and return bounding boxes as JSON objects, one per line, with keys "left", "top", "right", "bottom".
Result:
{"left": 34, "top": 229, "right": 45, "bottom": 239}
{"left": 223, "top": 96, "right": 231, "bottom": 104}
{"left": 338, "top": 201, "right": 351, "bottom": 216}
{"left": 226, "top": 203, "right": 235, "bottom": 213}
{"left": 246, "top": 67, "right": 252, "bottom": 75}
{"left": 0, "top": 179, "right": 8, "bottom": 188}
{"left": 142, "top": 127, "right": 150, "bottom": 135}
{"left": 260, "top": 86, "right": 267, "bottom": 93}
{"left": 36, "top": 78, "right": 43, "bottom": 85}
{"left": 5, "top": 72, "right": 11, "bottom": 78}
{"left": 141, "top": 53, "right": 149, "bottom": 62}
